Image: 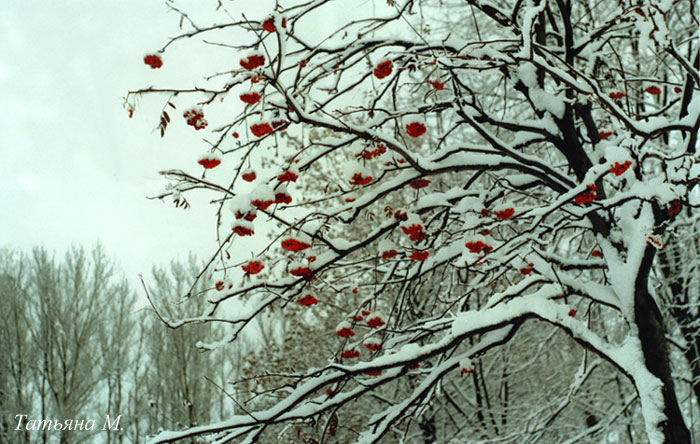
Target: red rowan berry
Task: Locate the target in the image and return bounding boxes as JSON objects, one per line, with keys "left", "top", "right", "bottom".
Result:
{"left": 144, "top": 54, "right": 163, "bottom": 69}
{"left": 406, "top": 122, "right": 426, "bottom": 138}
{"left": 373, "top": 60, "right": 393, "bottom": 79}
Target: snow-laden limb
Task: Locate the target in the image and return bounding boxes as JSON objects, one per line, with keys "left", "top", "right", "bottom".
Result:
{"left": 454, "top": 296, "right": 666, "bottom": 443}
{"left": 355, "top": 326, "right": 515, "bottom": 444}
{"left": 146, "top": 325, "right": 512, "bottom": 443}
{"left": 452, "top": 298, "right": 616, "bottom": 366}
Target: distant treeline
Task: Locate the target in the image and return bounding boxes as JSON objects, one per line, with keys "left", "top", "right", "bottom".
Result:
{"left": 0, "top": 246, "right": 251, "bottom": 444}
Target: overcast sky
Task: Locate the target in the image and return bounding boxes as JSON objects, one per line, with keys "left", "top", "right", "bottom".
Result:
{"left": 0, "top": 1, "right": 280, "bottom": 287}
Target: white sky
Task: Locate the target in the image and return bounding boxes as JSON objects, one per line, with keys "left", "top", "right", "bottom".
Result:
{"left": 0, "top": 1, "right": 274, "bottom": 286}
{"left": 0, "top": 0, "right": 385, "bottom": 295}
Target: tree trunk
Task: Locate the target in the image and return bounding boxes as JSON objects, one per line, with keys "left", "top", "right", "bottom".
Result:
{"left": 656, "top": 235, "right": 700, "bottom": 405}
{"left": 636, "top": 246, "right": 691, "bottom": 443}
{"left": 419, "top": 414, "right": 436, "bottom": 444}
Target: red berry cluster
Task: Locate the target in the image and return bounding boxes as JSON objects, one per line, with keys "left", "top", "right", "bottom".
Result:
{"left": 394, "top": 210, "right": 408, "bottom": 221}
{"left": 350, "top": 173, "right": 373, "bottom": 186}
{"left": 519, "top": 264, "right": 534, "bottom": 275}
{"left": 575, "top": 185, "right": 597, "bottom": 205}
{"left": 143, "top": 54, "right": 163, "bottom": 69}
{"left": 364, "top": 341, "right": 381, "bottom": 351}
{"left": 281, "top": 238, "right": 311, "bottom": 252}
{"left": 591, "top": 250, "right": 603, "bottom": 258}
{"left": 289, "top": 266, "right": 312, "bottom": 277}
{"left": 385, "top": 158, "right": 406, "bottom": 167}
{"left": 183, "top": 109, "right": 207, "bottom": 130}
{"left": 367, "top": 315, "right": 385, "bottom": 328}
{"left": 409, "top": 251, "right": 429, "bottom": 261}
{"left": 298, "top": 294, "right": 318, "bottom": 306}
{"left": 262, "top": 16, "right": 286, "bottom": 33}
{"left": 251, "top": 199, "right": 274, "bottom": 210}
{"left": 406, "top": 122, "right": 426, "bottom": 138}
{"left": 428, "top": 80, "right": 445, "bottom": 90}
{"left": 242, "top": 171, "right": 256, "bottom": 182}
{"left": 342, "top": 349, "right": 360, "bottom": 359}
{"left": 465, "top": 241, "right": 492, "bottom": 254}
{"left": 275, "top": 192, "right": 292, "bottom": 204}
{"left": 215, "top": 281, "right": 225, "bottom": 291}
{"left": 198, "top": 157, "right": 221, "bottom": 169}
{"left": 645, "top": 85, "right": 661, "bottom": 95}
{"left": 494, "top": 208, "right": 514, "bottom": 220}
{"left": 240, "top": 54, "right": 266, "bottom": 70}
{"left": 668, "top": 199, "right": 682, "bottom": 217}
{"left": 401, "top": 224, "right": 425, "bottom": 242}
{"left": 271, "top": 120, "right": 289, "bottom": 131}
{"left": 609, "top": 91, "right": 626, "bottom": 100}
{"left": 599, "top": 131, "right": 613, "bottom": 140}
{"left": 242, "top": 261, "right": 264, "bottom": 275}
{"left": 250, "top": 122, "right": 273, "bottom": 137}
{"left": 381, "top": 249, "right": 398, "bottom": 259}
{"left": 262, "top": 18, "right": 276, "bottom": 33}
{"left": 234, "top": 211, "right": 256, "bottom": 222}
{"left": 568, "top": 309, "right": 577, "bottom": 317}
{"left": 278, "top": 171, "right": 299, "bottom": 182}
{"left": 240, "top": 92, "right": 261, "bottom": 104}
{"left": 355, "top": 144, "right": 386, "bottom": 160}
{"left": 336, "top": 327, "right": 355, "bottom": 338}
{"left": 233, "top": 225, "right": 254, "bottom": 236}
{"left": 409, "top": 178, "right": 431, "bottom": 189}
{"left": 373, "top": 60, "right": 393, "bottom": 79}
{"left": 610, "top": 161, "right": 631, "bottom": 176}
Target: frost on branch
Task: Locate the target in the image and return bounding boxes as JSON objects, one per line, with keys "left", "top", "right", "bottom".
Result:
{"left": 130, "top": 0, "right": 699, "bottom": 443}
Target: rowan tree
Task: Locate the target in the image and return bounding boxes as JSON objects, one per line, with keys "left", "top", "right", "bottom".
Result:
{"left": 128, "top": 0, "right": 699, "bottom": 442}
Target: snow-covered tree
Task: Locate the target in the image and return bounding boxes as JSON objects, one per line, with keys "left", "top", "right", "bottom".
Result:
{"left": 139, "top": 258, "right": 236, "bottom": 437}
{"left": 0, "top": 249, "right": 32, "bottom": 444}
{"left": 129, "top": 0, "right": 699, "bottom": 442}
{"left": 0, "top": 247, "right": 135, "bottom": 444}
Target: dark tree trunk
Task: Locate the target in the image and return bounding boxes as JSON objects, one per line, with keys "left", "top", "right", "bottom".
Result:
{"left": 419, "top": 415, "right": 436, "bottom": 444}
{"left": 656, "top": 236, "right": 700, "bottom": 405}
{"left": 636, "top": 246, "right": 691, "bottom": 443}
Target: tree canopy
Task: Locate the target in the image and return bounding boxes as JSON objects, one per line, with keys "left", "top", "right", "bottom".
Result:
{"left": 128, "top": 0, "right": 699, "bottom": 443}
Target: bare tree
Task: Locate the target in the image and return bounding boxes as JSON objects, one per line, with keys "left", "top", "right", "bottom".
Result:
{"left": 27, "top": 246, "right": 131, "bottom": 444}
{"left": 140, "top": 258, "right": 235, "bottom": 441}
{"left": 0, "top": 249, "right": 33, "bottom": 444}
{"left": 98, "top": 275, "right": 137, "bottom": 444}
